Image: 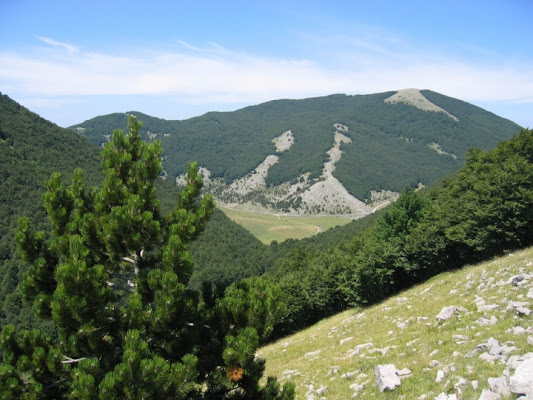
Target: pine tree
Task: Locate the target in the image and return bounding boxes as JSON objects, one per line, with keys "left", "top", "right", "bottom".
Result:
{"left": 1, "top": 116, "right": 294, "bottom": 399}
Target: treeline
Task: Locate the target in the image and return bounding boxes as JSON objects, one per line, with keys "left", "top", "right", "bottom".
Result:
{"left": 264, "top": 128, "right": 533, "bottom": 338}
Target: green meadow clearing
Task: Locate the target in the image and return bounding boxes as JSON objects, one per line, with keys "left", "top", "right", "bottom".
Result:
{"left": 219, "top": 207, "right": 352, "bottom": 244}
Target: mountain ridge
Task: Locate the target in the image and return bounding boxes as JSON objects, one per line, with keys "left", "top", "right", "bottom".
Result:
{"left": 70, "top": 89, "right": 521, "bottom": 216}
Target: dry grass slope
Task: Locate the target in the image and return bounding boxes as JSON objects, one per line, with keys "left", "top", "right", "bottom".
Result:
{"left": 260, "top": 247, "right": 533, "bottom": 399}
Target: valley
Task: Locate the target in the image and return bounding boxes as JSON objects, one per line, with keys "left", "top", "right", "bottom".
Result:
{"left": 219, "top": 207, "right": 352, "bottom": 244}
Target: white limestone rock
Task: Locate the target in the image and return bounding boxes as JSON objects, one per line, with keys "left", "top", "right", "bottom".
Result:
{"left": 397, "top": 368, "right": 412, "bottom": 377}
{"left": 477, "top": 316, "right": 498, "bottom": 326}
{"left": 488, "top": 376, "right": 511, "bottom": 397}
{"left": 435, "top": 369, "right": 445, "bottom": 383}
{"left": 436, "top": 306, "right": 466, "bottom": 322}
{"left": 305, "top": 349, "right": 322, "bottom": 358}
{"left": 477, "top": 389, "right": 500, "bottom": 400}
{"left": 340, "top": 336, "right": 353, "bottom": 345}
{"left": 374, "top": 364, "right": 401, "bottom": 392}
{"left": 316, "top": 386, "right": 328, "bottom": 396}
{"left": 510, "top": 358, "right": 533, "bottom": 398}
{"left": 434, "top": 393, "right": 457, "bottom": 400}
{"left": 341, "top": 370, "right": 359, "bottom": 379}
{"left": 487, "top": 337, "right": 501, "bottom": 355}
{"left": 477, "top": 304, "right": 500, "bottom": 312}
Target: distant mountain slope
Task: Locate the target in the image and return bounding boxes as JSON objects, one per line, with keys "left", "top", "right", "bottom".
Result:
{"left": 71, "top": 90, "right": 521, "bottom": 214}
{"left": 260, "top": 246, "right": 533, "bottom": 399}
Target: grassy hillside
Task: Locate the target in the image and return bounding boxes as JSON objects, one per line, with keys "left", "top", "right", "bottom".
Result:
{"left": 71, "top": 90, "right": 521, "bottom": 203}
{"left": 260, "top": 246, "right": 533, "bottom": 399}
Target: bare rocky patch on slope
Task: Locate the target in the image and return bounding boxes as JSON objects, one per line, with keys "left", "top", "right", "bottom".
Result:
{"left": 385, "top": 88, "right": 459, "bottom": 121}
{"left": 184, "top": 124, "right": 393, "bottom": 218}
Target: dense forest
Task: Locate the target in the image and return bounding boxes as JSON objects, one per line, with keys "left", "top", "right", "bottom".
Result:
{"left": 0, "top": 93, "right": 101, "bottom": 333}
{"left": 1, "top": 116, "right": 294, "bottom": 398}
{"left": 71, "top": 91, "right": 520, "bottom": 202}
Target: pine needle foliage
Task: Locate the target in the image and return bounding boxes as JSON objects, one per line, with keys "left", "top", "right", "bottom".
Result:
{"left": 1, "top": 116, "right": 294, "bottom": 399}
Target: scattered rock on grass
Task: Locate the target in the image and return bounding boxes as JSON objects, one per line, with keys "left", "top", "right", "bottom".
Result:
{"left": 436, "top": 306, "right": 466, "bottom": 322}
{"left": 374, "top": 364, "right": 410, "bottom": 392}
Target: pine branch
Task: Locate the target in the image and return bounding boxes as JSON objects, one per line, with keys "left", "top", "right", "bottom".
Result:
{"left": 61, "top": 355, "right": 87, "bottom": 364}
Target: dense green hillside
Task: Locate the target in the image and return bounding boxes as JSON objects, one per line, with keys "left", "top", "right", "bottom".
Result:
{"left": 1, "top": 94, "right": 531, "bottom": 400}
{"left": 71, "top": 90, "right": 521, "bottom": 202}
{"left": 0, "top": 94, "right": 272, "bottom": 330}
{"left": 0, "top": 93, "right": 102, "bottom": 330}
{"left": 3, "top": 93, "right": 530, "bottom": 355}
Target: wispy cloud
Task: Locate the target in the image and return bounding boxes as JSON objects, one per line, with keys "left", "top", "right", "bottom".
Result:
{"left": 1, "top": 36, "right": 532, "bottom": 123}
{"left": 36, "top": 36, "right": 80, "bottom": 54}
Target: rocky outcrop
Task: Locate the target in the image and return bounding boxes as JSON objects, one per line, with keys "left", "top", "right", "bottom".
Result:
{"left": 194, "top": 124, "right": 386, "bottom": 217}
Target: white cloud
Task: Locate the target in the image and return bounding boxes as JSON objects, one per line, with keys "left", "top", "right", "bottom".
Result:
{"left": 0, "top": 36, "right": 532, "bottom": 125}
{"left": 37, "top": 36, "right": 79, "bottom": 54}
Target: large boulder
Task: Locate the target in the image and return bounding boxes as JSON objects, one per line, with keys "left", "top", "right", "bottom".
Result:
{"left": 510, "top": 358, "right": 533, "bottom": 398}
{"left": 374, "top": 364, "right": 401, "bottom": 392}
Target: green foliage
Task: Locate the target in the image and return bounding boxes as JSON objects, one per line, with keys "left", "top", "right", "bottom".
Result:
{"left": 0, "top": 92, "right": 101, "bottom": 332}
{"left": 72, "top": 92, "right": 520, "bottom": 204}
{"left": 2, "top": 93, "right": 530, "bottom": 389}
{"left": 265, "top": 128, "right": 532, "bottom": 337}
{"left": 0, "top": 92, "right": 285, "bottom": 340}
{"left": 1, "top": 116, "right": 293, "bottom": 399}
{"left": 352, "top": 128, "right": 533, "bottom": 305}
{"left": 0, "top": 325, "right": 65, "bottom": 399}
{"left": 188, "top": 209, "right": 267, "bottom": 289}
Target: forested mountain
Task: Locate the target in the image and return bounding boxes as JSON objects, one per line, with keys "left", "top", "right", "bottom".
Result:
{"left": 0, "top": 93, "right": 102, "bottom": 331}
{"left": 1, "top": 92, "right": 531, "bottom": 399}
{"left": 71, "top": 90, "right": 521, "bottom": 213}
{"left": 264, "top": 128, "right": 533, "bottom": 338}
{"left": 0, "top": 94, "right": 272, "bottom": 330}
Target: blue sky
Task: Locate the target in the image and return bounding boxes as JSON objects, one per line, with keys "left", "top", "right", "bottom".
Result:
{"left": 1, "top": 0, "right": 532, "bottom": 128}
